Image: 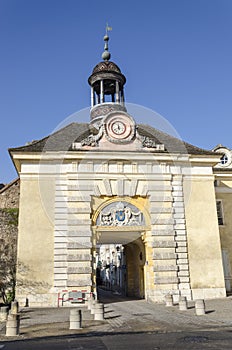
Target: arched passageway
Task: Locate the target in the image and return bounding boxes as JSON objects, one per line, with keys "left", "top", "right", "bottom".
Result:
{"left": 95, "top": 234, "right": 146, "bottom": 299}
{"left": 93, "top": 199, "right": 149, "bottom": 300}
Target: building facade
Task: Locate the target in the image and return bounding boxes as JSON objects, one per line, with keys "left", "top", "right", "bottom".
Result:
{"left": 9, "top": 35, "right": 232, "bottom": 307}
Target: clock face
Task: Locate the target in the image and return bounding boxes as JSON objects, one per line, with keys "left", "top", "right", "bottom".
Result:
{"left": 112, "top": 121, "right": 126, "bottom": 135}
{"left": 104, "top": 111, "right": 135, "bottom": 143}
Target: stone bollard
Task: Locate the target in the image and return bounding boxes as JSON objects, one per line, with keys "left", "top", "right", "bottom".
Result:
{"left": 195, "top": 299, "right": 206, "bottom": 316}
{"left": 94, "top": 303, "right": 104, "bottom": 321}
{"left": 91, "top": 300, "right": 99, "bottom": 315}
{"left": 179, "top": 296, "right": 188, "bottom": 311}
{"left": 0, "top": 306, "right": 9, "bottom": 321}
{"left": 11, "top": 300, "right": 19, "bottom": 315}
{"left": 87, "top": 295, "right": 94, "bottom": 310}
{"left": 69, "top": 309, "right": 82, "bottom": 329}
{"left": 24, "top": 297, "right": 29, "bottom": 307}
{"left": 6, "top": 313, "right": 20, "bottom": 336}
{"left": 165, "top": 294, "right": 174, "bottom": 307}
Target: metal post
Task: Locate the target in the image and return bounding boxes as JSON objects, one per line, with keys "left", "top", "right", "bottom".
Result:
{"left": 115, "top": 81, "right": 120, "bottom": 103}
{"left": 91, "top": 87, "right": 95, "bottom": 107}
{"left": 121, "top": 89, "right": 125, "bottom": 106}
{"left": 100, "top": 80, "right": 104, "bottom": 103}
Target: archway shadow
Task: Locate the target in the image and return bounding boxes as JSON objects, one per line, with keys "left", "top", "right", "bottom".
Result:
{"left": 97, "top": 287, "right": 143, "bottom": 305}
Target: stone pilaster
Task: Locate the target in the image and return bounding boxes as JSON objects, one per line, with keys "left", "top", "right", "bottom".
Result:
{"left": 54, "top": 178, "right": 68, "bottom": 288}
{"left": 172, "top": 175, "right": 192, "bottom": 300}
{"left": 148, "top": 175, "right": 180, "bottom": 302}
{"left": 66, "top": 178, "right": 93, "bottom": 293}
{"left": 53, "top": 176, "right": 93, "bottom": 296}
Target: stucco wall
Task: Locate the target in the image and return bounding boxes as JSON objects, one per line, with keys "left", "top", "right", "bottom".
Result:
{"left": 216, "top": 180, "right": 232, "bottom": 289}
{"left": 16, "top": 177, "right": 55, "bottom": 306}
{"left": 183, "top": 177, "right": 226, "bottom": 299}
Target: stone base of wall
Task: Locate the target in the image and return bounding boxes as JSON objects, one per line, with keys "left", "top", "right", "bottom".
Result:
{"left": 16, "top": 287, "right": 227, "bottom": 307}
{"left": 146, "top": 289, "right": 180, "bottom": 303}
{"left": 16, "top": 293, "right": 58, "bottom": 308}
{"left": 191, "top": 287, "right": 226, "bottom": 300}
{"left": 146, "top": 287, "right": 226, "bottom": 303}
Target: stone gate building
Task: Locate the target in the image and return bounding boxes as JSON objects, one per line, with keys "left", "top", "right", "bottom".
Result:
{"left": 9, "top": 34, "right": 232, "bottom": 307}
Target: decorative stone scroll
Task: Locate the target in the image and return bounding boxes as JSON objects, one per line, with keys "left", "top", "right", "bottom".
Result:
{"left": 97, "top": 201, "right": 144, "bottom": 227}
{"left": 141, "top": 136, "right": 165, "bottom": 150}
{"left": 72, "top": 119, "right": 166, "bottom": 150}
{"left": 80, "top": 127, "right": 103, "bottom": 147}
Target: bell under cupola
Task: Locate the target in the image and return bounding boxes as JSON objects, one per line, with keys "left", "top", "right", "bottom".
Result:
{"left": 88, "top": 30, "right": 127, "bottom": 127}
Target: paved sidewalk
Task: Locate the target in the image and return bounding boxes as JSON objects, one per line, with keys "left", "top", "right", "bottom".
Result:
{"left": 0, "top": 290, "right": 232, "bottom": 341}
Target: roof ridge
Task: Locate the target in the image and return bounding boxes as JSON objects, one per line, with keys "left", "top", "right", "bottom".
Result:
{"left": 138, "top": 123, "right": 214, "bottom": 155}
{"left": 8, "top": 122, "right": 89, "bottom": 152}
{"left": 9, "top": 122, "right": 216, "bottom": 156}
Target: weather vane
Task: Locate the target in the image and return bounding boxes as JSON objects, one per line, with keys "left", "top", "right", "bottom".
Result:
{"left": 102, "top": 23, "right": 112, "bottom": 61}
{"left": 105, "top": 23, "right": 112, "bottom": 35}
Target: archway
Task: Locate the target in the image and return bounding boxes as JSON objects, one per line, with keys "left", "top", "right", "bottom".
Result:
{"left": 92, "top": 199, "right": 149, "bottom": 299}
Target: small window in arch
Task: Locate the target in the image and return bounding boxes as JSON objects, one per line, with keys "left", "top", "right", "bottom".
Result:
{"left": 220, "top": 154, "right": 228, "bottom": 165}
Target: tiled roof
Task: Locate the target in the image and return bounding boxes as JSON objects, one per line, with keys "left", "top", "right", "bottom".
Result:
{"left": 9, "top": 122, "right": 215, "bottom": 156}
{"left": 9, "top": 123, "right": 90, "bottom": 152}
{"left": 137, "top": 124, "right": 214, "bottom": 155}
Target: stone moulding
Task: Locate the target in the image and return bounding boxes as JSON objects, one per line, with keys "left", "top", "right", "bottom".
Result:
{"left": 153, "top": 252, "right": 177, "bottom": 260}
{"left": 153, "top": 265, "right": 178, "bottom": 272}
{"left": 68, "top": 267, "right": 92, "bottom": 274}
{"left": 154, "top": 276, "right": 179, "bottom": 284}
{"left": 67, "top": 279, "right": 92, "bottom": 287}
{"left": 152, "top": 241, "right": 177, "bottom": 248}
{"left": 67, "top": 254, "right": 92, "bottom": 261}
{"left": 151, "top": 230, "right": 175, "bottom": 236}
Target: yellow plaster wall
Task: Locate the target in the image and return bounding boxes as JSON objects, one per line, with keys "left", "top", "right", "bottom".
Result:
{"left": 16, "top": 178, "right": 54, "bottom": 298}
{"left": 183, "top": 178, "right": 225, "bottom": 290}
{"left": 216, "top": 188, "right": 232, "bottom": 278}
{"left": 125, "top": 238, "right": 145, "bottom": 298}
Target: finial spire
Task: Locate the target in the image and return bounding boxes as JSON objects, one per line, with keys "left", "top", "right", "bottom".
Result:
{"left": 102, "top": 23, "right": 112, "bottom": 61}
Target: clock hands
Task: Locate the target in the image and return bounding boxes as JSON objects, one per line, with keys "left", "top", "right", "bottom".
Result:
{"left": 112, "top": 121, "right": 126, "bottom": 135}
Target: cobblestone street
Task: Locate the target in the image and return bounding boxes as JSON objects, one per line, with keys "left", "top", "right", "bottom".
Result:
{"left": 100, "top": 289, "right": 232, "bottom": 333}
{"left": 1, "top": 290, "right": 232, "bottom": 345}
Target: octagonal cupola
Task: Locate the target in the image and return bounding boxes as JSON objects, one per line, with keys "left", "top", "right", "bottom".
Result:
{"left": 88, "top": 31, "right": 127, "bottom": 126}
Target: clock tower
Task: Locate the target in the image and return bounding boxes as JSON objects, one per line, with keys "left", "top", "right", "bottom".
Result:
{"left": 72, "top": 31, "right": 164, "bottom": 151}
{"left": 87, "top": 31, "right": 138, "bottom": 147}
{"left": 88, "top": 34, "right": 125, "bottom": 117}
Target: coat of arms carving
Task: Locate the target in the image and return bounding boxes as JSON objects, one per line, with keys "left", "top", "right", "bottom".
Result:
{"left": 97, "top": 201, "right": 144, "bottom": 227}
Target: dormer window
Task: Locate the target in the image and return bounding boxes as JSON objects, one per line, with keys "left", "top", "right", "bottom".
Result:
{"left": 213, "top": 146, "right": 232, "bottom": 168}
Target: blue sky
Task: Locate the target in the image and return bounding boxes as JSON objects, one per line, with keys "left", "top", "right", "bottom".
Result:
{"left": 1, "top": 0, "right": 232, "bottom": 183}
